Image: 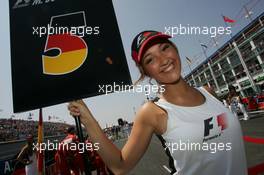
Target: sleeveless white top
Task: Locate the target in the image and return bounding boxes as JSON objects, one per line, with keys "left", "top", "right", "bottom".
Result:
{"left": 154, "top": 87, "right": 247, "bottom": 175}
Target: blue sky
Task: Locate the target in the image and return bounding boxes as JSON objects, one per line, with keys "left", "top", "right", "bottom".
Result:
{"left": 0, "top": 0, "right": 264, "bottom": 127}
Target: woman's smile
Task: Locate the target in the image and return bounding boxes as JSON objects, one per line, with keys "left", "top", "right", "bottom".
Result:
{"left": 160, "top": 60, "right": 175, "bottom": 73}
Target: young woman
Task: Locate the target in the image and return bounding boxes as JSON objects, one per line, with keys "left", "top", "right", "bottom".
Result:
{"left": 68, "top": 31, "right": 248, "bottom": 175}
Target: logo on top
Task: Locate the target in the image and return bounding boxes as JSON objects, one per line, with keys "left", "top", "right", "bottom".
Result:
{"left": 203, "top": 113, "right": 228, "bottom": 142}
{"left": 136, "top": 32, "right": 153, "bottom": 48}
{"left": 13, "top": 0, "right": 55, "bottom": 9}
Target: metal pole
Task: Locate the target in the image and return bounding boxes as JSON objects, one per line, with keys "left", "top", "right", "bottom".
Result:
{"left": 187, "top": 63, "right": 197, "bottom": 87}
{"left": 74, "top": 116, "right": 91, "bottom": 175}
{"left": 207, "top": 61, "right": 221, "bottom": 93}
{"left": 232, "top": 41, "right": 258, "bottom": 93}
{"left": 244, "top": 5, "right": 253, "bottom": 22}
{"left": 200, "top": 42, "right": 221, "bottom": 93}
{"left": 212, "top": 37, "right": 229, "bottom": 88}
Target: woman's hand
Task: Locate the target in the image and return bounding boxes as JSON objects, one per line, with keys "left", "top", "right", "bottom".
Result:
{"left": 68, "top": 100, "right": 93, "bottom": 125}
{"left": 27, "top": 160, "right": 33, "bottom": 165}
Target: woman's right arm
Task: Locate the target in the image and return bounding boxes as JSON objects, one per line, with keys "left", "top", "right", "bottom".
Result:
{"left": 68, "top": 100, "right": 160, "bottom": 175}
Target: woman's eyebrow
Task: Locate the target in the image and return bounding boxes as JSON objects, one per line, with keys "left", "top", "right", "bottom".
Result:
{"left": 143, "top": 53, "right": 151, "bottom": 61}
{"left": 143, "top": 43, "right": 163, "bottom": 61}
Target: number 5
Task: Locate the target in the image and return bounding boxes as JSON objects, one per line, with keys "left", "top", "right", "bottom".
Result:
{"left": 42, "top": 12, "right": 88, "bottom": 75}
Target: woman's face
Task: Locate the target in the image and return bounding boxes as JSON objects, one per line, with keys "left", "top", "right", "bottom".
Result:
{"left": 140, "top": 40, "right": 182, "bottom": 84}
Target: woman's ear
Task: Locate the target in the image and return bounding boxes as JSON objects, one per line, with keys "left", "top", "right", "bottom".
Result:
{"left": 138, "top": 65, "right": 144, "bottom": 74}
{"left": 134, "top": 64, "right": 146, "bottom": 85}
{"left": 138, "top": 64, "right": 148, "bottom": 76}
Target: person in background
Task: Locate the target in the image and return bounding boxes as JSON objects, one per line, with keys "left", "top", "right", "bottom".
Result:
{"left": 55, "top": 127, "right": 84, "bottom": 175}
{"left": 17, "top": 134, "right": 37, "bottom": 175}
{"left": 227, "top": 85, "right": 249, "bottom": 120}
{"left": 222, "top": 99, "right": 229, "bottom": 108}
{"left": 123, "top": 122, "right": 130, "bottom": 138}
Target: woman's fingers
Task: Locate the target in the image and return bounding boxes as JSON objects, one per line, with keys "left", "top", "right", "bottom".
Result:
{"left": 69, "top": 101, "right": 81, "bottom": 108}
{"left": 69, "top": 107, "right": 80, "bottom": 113}
{"left": 68, "top": 100, "right": 89, "bottom": 118}
{"left": 68, "top": 102, "right": 81, "bottom": 116}
{"left": 76, "top": 99, "right": 86, "bottom": 106}
{"left": 70, "top": 111, "right": 80, "bottom": 117}
{"left": 68, "top": 101, "right": 83, "bottom": 110}
{"left": 67, "top": 105, "right": 78, "bottom": 112}
{"left": 75, "top": 100, "right": 89, "bottom": 110}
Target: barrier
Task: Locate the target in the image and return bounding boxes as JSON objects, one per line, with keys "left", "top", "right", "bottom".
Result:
{"left": 241, "top": 95, "right": 264, "bottom": 111}
{"left": 244, "top": 136, "right": 264, "bottom": 144}
{"left": 244, "top": 136, "right": 264, "bottom": 175}
{"left": 248, "top": 162, "right": 264, "bottom": 175}
{"left": 0, "top": 158, "right": 25, "bottom": 175}
{"left": 257, "top": 95, "right": 264, "bottom": 110}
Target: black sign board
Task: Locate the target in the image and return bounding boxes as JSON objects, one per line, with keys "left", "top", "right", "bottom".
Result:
{"left": 9, "top": 0, "right": 132, "bottom": 113}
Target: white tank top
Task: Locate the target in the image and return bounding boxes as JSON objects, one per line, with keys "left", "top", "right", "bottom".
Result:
{"left": 154, "top": 87, "right": 247, "bottom": 175}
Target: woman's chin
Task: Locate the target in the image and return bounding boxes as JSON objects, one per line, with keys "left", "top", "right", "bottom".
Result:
{"left": 158, "top": 75, "right": 181, "bottom": 85}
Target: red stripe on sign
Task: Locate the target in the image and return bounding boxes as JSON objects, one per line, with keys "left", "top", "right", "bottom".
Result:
{"left": 46, "top": 34, "right": 87, "bottom": 53}
{"left": 244, "top": 136, "right": 264, "bottom": 144}
{"left": 217, "top": 113, "right": 228, "bottom": 130}
{"left": 248, "top": 162, "right": 264, "bottom": 175}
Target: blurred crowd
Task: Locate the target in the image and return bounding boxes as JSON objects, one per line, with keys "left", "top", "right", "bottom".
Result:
{"left": 104, "top": 122, "right": 133, "bottom": 141}
{"left": 0, "top": 119, "right": 70, "bottom": 142}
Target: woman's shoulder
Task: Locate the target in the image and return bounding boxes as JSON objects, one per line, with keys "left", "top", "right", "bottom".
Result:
{"left": 135, "top": 101, "right": 167, "bottom": 127}
{"left": 140, "top": 101, "right": 167, "bottom": 115}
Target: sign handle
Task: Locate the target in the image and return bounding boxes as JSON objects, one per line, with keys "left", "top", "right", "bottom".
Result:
{"left": 74, "top": 116, "right": 92, "bottom": 175}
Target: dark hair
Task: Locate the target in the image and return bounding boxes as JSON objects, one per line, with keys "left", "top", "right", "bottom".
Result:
{"left": 26, "top": 134, "right": 33, "bottom": 140}
{"left": 228, "top": 85, "right": 236, "bottom": 92}
{"left": 66, "top": 127, "right": 75, "bottom": 134}
{"left": 134, "top": 39, "right": 179, "bottom": 85}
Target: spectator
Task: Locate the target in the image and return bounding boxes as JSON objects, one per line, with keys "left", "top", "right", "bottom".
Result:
{"left": 55, "top": 127, "right": 84, "bottom": 175}
{"left": 16, "top": 134, "right": 37, "bottom": 175}
{"left": 226, "top": 85, "right": 249, "bottom": 120}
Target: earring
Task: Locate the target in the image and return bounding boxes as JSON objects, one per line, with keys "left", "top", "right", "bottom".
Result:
{"left": 148, "top": 78, "right": 154, "bottom": 85}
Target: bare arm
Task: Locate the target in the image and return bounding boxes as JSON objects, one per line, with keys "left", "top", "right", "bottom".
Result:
{"left": 17, "top": 146, "right": 30, "bottom": 165}
{"left": 68, "top": 101, "right": 158, "bottom": 175}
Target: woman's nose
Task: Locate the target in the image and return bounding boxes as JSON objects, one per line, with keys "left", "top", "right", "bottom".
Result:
{"left": 157, "top": 53, "right": 169, "bottom": 66}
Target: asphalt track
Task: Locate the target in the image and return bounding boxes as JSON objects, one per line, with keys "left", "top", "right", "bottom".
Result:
{"left": 114, "top": 135, "right": 170, "bottom": 175}
{"left": 0, "top": 136, "right": 64, "bottom": 160}
{"left": 240, "top": 112, "right": 264, "bottom": 168}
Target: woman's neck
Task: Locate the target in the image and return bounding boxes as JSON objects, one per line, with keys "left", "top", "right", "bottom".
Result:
{"left": 160, "top": 78, "right": 205, "bottom": 106}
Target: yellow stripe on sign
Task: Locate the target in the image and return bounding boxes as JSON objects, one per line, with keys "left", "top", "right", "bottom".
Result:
{"left": 43, "top": 48, "right": 87, "bottom": 75}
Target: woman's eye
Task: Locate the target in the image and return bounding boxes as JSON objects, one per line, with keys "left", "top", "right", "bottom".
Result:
{"left": 145, "top": 58, "right": 153, "bottom": 64}
{"left": 162, "top": 44, "right": 170, "bottom": 51}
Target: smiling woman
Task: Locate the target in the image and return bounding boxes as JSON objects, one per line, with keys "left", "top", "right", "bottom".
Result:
{"left": 132, "top": 31, "right": 181, "bottom": 85}
{"left": 68, "top": 30, "right": 248, "bottom": 175}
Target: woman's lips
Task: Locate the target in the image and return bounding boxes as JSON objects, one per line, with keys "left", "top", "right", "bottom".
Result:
{"left": 160, "top": 61, "right": 175, "bottom": 73}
